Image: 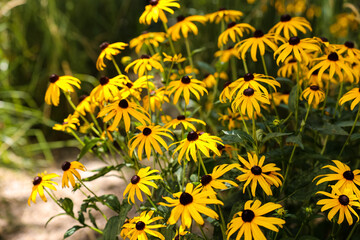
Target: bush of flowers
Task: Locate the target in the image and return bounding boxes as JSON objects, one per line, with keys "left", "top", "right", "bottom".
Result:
{"left": 28, "top": 0, "right": 360, "bottom": 239}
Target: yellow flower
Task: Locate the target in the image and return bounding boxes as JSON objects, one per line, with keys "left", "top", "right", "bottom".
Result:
{"left": 316, "top": 187, "right": 360, "bottom": 225}
{"left": 96, "top": 42, "right": 128, "bottom": 71}
{"left": 206, "top": 8, "right": 243, "bottom": 24}
{"left": 128, "top": 125, "right": 173, "bottom": 161}
{"left": 45, "top": 74, "right": 81, "bottom": 106}
{"left": 123, "top": 211, "right": 165, "bottom": 240}
{"left": 61, "top": 161, "right": 86, "bottom": 188}
{"left": 274, "top": 37, "right": 320, "bottom": 65}
{"left": 97, "top": 98, "right": 150, "bottom": 132}
{"left": 139, "top": 0, "right": 180, "bottom": 25}
{"left": 163, "top": 52, "right": 186, "bottom": 63}
{"left": 236, "top": 30, "right": 282, "bottom": 62}
{"left": 125, "top": 54, "right": 163, "bottom": 77}
{"left": 218, "top": 22, "right": 255, "bottom": 47}
{"left": 214, "top": 46, "right": 238, "bottom": 63}
{"left": 52, "top": 114, "right": 80, "bottom": 133}
{"left": 119, "top": 75, "right": 155, "bottom": 100}
{"left": 335, "top": 41, "right": 360, "bottom": 63}
{"left": 199, "top": 164, "right": 238, "bottom": 194}
{"left": 171, "top": 131, "right": 222, "bottom": 164}
{"left": 159, "top": 183, "right": 223, "bottom": 228}
{"left": 28, "top": 172, "right": 59, "bottom": 206}
{"left": 164, "top": 115, "right": 206, "bottom": 131}
{"left": 271, "top": 92, "right": 289, "bottom": 106}
{"left": 170, "top": 65, "right": 200, "bottom": 81}
{"left": 339, "top": 87, "right": 360, "bottom": 110}
{"left": 216, "top": 144, "right": 237, "bottom": 158}
{"left": 218, "top": 108, "right": 243, "bottom": 130}
{"left": 167, "top": 15, "right": 207, "bottom": 41}
{"left": 167, "top": 75, "right": 208, "bottom": 105}
{"left": 269, "top": 14, "right": 312, "bottom": 39}
{"left": 142, "top": 87, "right": 169, "bottom": 112}
{"left": 90, "top": 75, "right": 125, "bottom": 103}
{"left": 227, "top": 200, "right": 285, "bottom": 240}
{"left": 301, "top": 85, "right": 325, "bottom": 105}
{"left": 236, "top": 152, "right": 283, "bottom": 196}
{"left": 219, "top": 81, "right": 233, "bottom": 103}
{"left": 123, "top": 167, "right": 162, "bottom": 204}
{"left": 202, "top": 73, "right": 216, "bottom": 88}
{"left": 172, "top": 226, "right": 189, "bottom": 240}
{"left": 130, "top": 32, "right": 166, "bottom": 53}
{"left": 75, "top": 95, "right": 97, "bottom": 116}
{"left": 277, "top": 57, "right": 308, "bottom": 79}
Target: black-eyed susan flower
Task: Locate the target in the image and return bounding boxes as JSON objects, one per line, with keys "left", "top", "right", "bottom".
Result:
{"left": 128, "top": 125, "right": 173, "bottom": 161}
{"left": 75, "top": 95, "right": 97, "bottom": 116}
{"left": 199, "top": 164, "right": 238, "bottom": 193}
{"left": 167, "top": 15, "right": 207, "bottom": 41}
{"left": 269, "top": 14, "right": 312, "bottom": 40}
{"left": 171, "top": 131, "right": 222, "bottom": 163}
{"left": 339, "top": 87, "right": 360, "bottom": 110}
{"left": 274, "top": 37, "right": 320, "bottom": 65}
{"left": 206, "top": 8, "right": 243, "bottom": 24}
{"left": 214, "top": 46, "right": 238, "bottom": 63}
{"left": 316, "top": 187, "right": 360, "bottom": 225}
{"left": 28, "top": 172, "right": 59, "bottom": 206}
{"left": 277, "top": 57, "right": 308, "bottom": 79}
{"left": 163, "top": 52, "right": 186, "bottom": 63}
{"left": 165, "top": 115, "right": 205, "bottom": 131}
{"left": 202, "top": 73, "right": 216, "bottom": 88}
{"left": 271, "top": 92, "right": 289, "bottom": 106}
{"left": 236, "top": 152, "right": 283, "bottom": 196}
{"left": 97, "top": 98, "right": 150, "bottom": 132}
{"left": 235, "top": 30, "right": 282, "bottom": 62}
{"left": 90, "top": 75, "right": 124, "bottom": 103}
{"left": 170, "top": 65, "right": 200, "bottom": 81}
{"left": 307, "top": 51, "right": 356, "bottom": 83}
{"left": 218, "top": 108, "right": 243, "bottom": 130}
{"left": 122, "top": 211, "right": 165, "bottom": 240}
{"left": 226, "top": 200, "right": 285, "bottom": 240}
{"left": 139, "top": 0, "right": 180, "bottom": 25}
{"left": 125, "top": 54, "right": 163, "bottom": 77}
{"left": 219, "top": 81, "right": 233, "bottom": 103}
{"left": 96, "top": 42, "right": 128, "bottom": 71}
{"left": 172, "top": 226, "right": 189, "bottom": 240}
{"left": 167, "top": 75, "right": 208, "bottom": 105}
{"left": 314, "top": 160, "right": 360, "bottom": 197}
{"left": 159, "top": 183, "right": 223, "bottom": 228}
{"left": 119, "top": 75, "right": 154, "bottom": 100}
{"left": 231, "top": 87, "right": 270, "bottom": 119}
{"left": 301, "top": 85, "right": 325, "bottom": 105}
{"left": 130, "top": 32, "right": 166, "bottom": 54}
{"left": 120, "top": 219, "right": 132, "bottom": 239}
{"left": 123, "top": 167, "right": 162, "bottom": 203}
{"left": 52, "top": 114, "right": 80, "bottom": 133}
{"left": 45, "top": 74, "right": 81, "bottom": 106}
{"left": 216, "top": 144, "right": 237, "bottom": 158}
{"left": 218, "top": 22, "right": 255, "bottom": 47}
{"left": 61, "top": 161, "right": 86, "bottom": 188}
{"left": 142, "top": 87, "right": 169, "bottom": 112}
{"left": 335, "top": 41, "right": 360, "bottom": 62}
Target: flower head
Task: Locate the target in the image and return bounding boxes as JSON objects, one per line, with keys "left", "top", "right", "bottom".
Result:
{"left": 206, "top": 8, "right": 243, "bottom": 24}
{"left": 125, "top": 53, "right": 163, "bottom": 77}
{"left": 75, "top": 95, "right": 97, "bottom": 116}
{"left": 164, "top": 115, "right": 206, "bottom": 131}
{"left": 28, "top": 172, "right": 59, "bottom": 206}
{"left": 163, "top": 52, "right": 186, "bottom": 63}
{"left": 159, "top": 183, "right": 223, "bottom": 228}
{"left": 90, "top": 75, "right": 125, "bottom": 103}
{"left": 335, "top": 41, "right": 360, "bottom": 62}
{"left": 61, "top": 161, "right": 86, "bottom": 188}
{"left": 168, "top": 15, "right": 207, "bottom": 41}
{"left": 218, "top": 108, "right": 243, "bottom": 130}
{"left": 130, "top": 32, "right": 166, "bottom": 53}
{"left": 339, "top": 87, "right": 360, "bottom": 110}
{"left": 96, "top": 42, "right": 128, "bottom": 71}
{"left": 301, "top": 85, "right": 325, "bottom": 105}
{"left": 139, "top": 0, "right": 180, "bottom": 25}
{"left": 142, "top": 87, "right": 169, "bottom": 112}
{"left": 52, "top": 114, "right": 80, "bottom": 133}
{"left": 123, "top": 167, "right": 162, "bottom": 204}
{"left": 119, "top": 75, "right": 155, "bottom": 100}
{"left": 214, "top": 46, "right": 238, "bottom": 63}
{"left": 45, "top": 74, "right": 81, "bottom": 106}
{"left": 269, "top": 14, "right": 312, "bottom": 39}
{"left": 199, "top": 164, "right": 238, "bottom": 194}
{"left": 218, "top": 22, "right": 255, "bottom": 47}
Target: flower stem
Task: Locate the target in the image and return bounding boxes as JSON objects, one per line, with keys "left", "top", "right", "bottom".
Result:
{"left": 242, "top": 58, "right": 248, "bottom": 74}
{"left": 321, "top": 79, "right": 330, "bottom": 116}
{"left": 294, "top": 61, "right": 301, "bottom": 131}
{"left": 197, "top": 223, "right": 208, "bottom": 240}
{"left": 239, "top": 109, "right": 250, "bottom": 135}
{"left": 162, "top": 21, "right": 177, "bottom": 57}
{"left": 230, "top": 56, "right": 237, "bottom": 81}
{"left": 145, "top": 70, "right": 152, "bottom": 122}
{"left": 346, "top": 221, "right": 359, "bottom": 240}
{"left": 146, "top": 194, "right": 159, "bottom": 212}
{"left": 338, "top": 106, "right": 360, "bottom": 159}
{"left": 111, "top": 55, "right": 122, "bottom": 75}
{"left": 333, "top": 80, "right": 344, "bottom": 118}
{"left": 217, "top": 204, "right": 227, "bottom": 240}
{"left": 198, "top": 152, "right": 208, "bottom": 175}
{"left": 261, "top": 55, "right": 279, "bottom": 119}
{"left": 252, "top": 114, "right": 258, "bottom": 154}
{"left": 184, "top": 37, "right": 194, "bottom": 75}
{"left": 69, "top": 128, "right": 85, "bottom": 146}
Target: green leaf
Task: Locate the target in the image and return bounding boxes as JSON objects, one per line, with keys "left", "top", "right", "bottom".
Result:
{"left": 119, "top": 200, "right": 132, "bottom": 226}
{"left": 335, "top": 121, "right": 360, "bottom": 127}
{"left": 82, "top": 164, "right": 125, "bottom": 182}
{"left": 103, "top": 216, "right": 120, "bottom": 240}
{"left": 78, "top": 211, "right": 85, "bottom": 224}
{"left": 45, "top": 213, "right": 66, "bottom": 228}
{"left": 196, "top": 61, "right": 215, "bottom": 74}
{"left": 191, "top": 47, "right": 206, "bottom": 55}
{"left": 64, "top": 225, "right": 83, "bottom": 239}
{"left": 101, "top": 194, "right": 121, "bottom": 213}
{"left": 313, "top": 122, "right": 348, "bottom": 135}
{"left": 286, "top": 135, "right": 304, "bottom": 149}
{"left": 59, "top": 198, "right": 74, "bottom": 217}
{"left": 275, "top": 77, "right": 293, "bottom": 85}
{"left": 221, "top": 130, "right": 255, "bottom": 145}
{"left": 351, "top": 133, "right": 360, "bottom": 141}
{"left": 288, "top": 85, "right": 297, "bottom": 112}
{"left": 89, "top": 210, "right": 98, "bottom": 228}
{"left": 77, "top": 138, "right": 102, "bottom": 161}
{"left": 262, "top": 132, "right": 292, "bottom": 143}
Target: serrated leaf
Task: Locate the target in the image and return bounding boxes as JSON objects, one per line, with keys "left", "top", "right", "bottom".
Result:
{"left": 82, "top": 164, "right": 125, "bottom": 182}
{"left": 262, "top": 132, "right": 292, "bottom": 143}
{"left": 64, "top": 225, "right": 83, "bottom": 239}
{"left": 196, "top": 61, "right": 215, "bottom": 74}
{"left": 286, "top": 135, "right": 304, "bottom": 149}
{"left": 45, "top": 213, "right": 66, "bottom": 228}
{"left": 59, "top": 198, "right": 74, "bottom": 217}
{"left": 77, "top": 138, "right": 102, "bottom": 161}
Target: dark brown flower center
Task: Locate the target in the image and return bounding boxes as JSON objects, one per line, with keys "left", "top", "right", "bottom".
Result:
{"left": 118, "top": 99, "right": 129, "bottom": 108}
{"left": 343, "top": 170, "right": 355, "bottom": 180}
{"left": 204, "top": 73, "right": 210, "bottom": 78}
{"left": 180, "top": 192, "right": 193, "bottom": 205}
{"left": 289, "top": 36, "right": 300, "bottom": 45}
{"left": 320, "top": 37, "right": 329, "bottom": 42}
{"left": 338, "top": 195, "right": 350, "bottom": 206}
{"left": 217, "top": 143, "right": 225, "bottom": 151}
{"left": 141, "top": 54, "right": 151, "bottom": 59}
{"left": 143, "top": 127, "right": 152, "bottom": 136}
{"left": 219, "top": 7, "right": 226, "bottom": 11}
{"left": 241, "top": 210, "right": 255, "bottom": 222}
{"left": 345, "top": 41, "right": 354, "bottom": 48}
{"left": 33, "top": 176, "right": 42, "bottom": 185}
{"left": 149, "top": 0, "right": 159, "bottom": 6}
{"left": 328, "top": 52, "right": 339, "bottom": 61}
{"left": 227, "top": 22, "right": 236, "bottom": 28}
{"left": 175, "top": 235, "right": 180, "bottom": 240}
{"left": 177, "top": 15, "right": 185, "bottom": 22}
{"left": 49, "top": 74, "right": 59, "bottom": 83}
{"left": 78, "top": 95, "right": 87, "bottom": 103}
{"left": 251, "top": 165, "right": 262, "bottom": 175}
{"left": 62, "top": 161, "right": 71, "bottom": 171}
{"left": 312, "top": 69, "right": 319, "bottom": 75}
{"left": 126, "top": 82, "right": 133, "bottom": 88}
{"left": 201, "top": 174, "right": 213, "bottom": 186}
{"left": 131, "top": 175, "right": 140, "bottom": 184}
{"left": 224, "top": 81, "right": 232, "bottom": 88}
{"left": 280, "top": 14, "right": 291, "bottom": 22}
{"left": 288, "top": 58, "right": 297, "bottom": 63}
{"left": 254, "top": 30, "right": 264, "bottom": 38}
{"left": 100, "top": 76, "right": 109, "bottom": 85}
{"left": 310, "top": 85, "right": 319, "bottom": 91}
{"left": 243, "top": 88, "right": 254, "bottom": 96}
{"left": 100, "top": 42, "right": 109, "bottom": 50}
{"left": 135, "top": 221, "right": 146, "bottom": 230}
{"left": 244, "top": 73, "right": 254, "bottom": 81}
{"left": 181, "top": 76, "right": 191, "bottom": 84}
{"left": 187, "top": 131, "right": 199, "bottom": 141}
{"left": 177, "top": 115, "right": 186, "bottom": 120}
